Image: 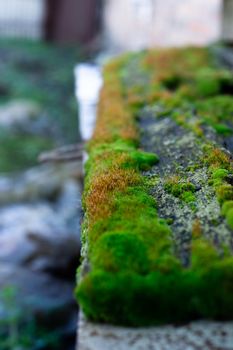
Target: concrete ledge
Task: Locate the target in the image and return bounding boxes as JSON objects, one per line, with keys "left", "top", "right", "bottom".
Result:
{"left": 78, "top": 313, "right": 233, "bottom": 350}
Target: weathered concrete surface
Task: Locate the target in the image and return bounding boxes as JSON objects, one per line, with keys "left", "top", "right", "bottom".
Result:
{"left": 78, "top": 314, "right": 233, "bottom": 350}
{"left": 140, "top": 112, "right": 233, "bottom": 264}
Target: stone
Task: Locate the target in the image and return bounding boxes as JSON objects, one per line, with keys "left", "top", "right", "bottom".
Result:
{"left": 0, "top": 180, "right": 81, "bottom": 275}
{"left": 0, "top": 100, "right": 40, "bottom": 128}
{"left": 0, "top": 264, "right": 77, "bottom": 328}
{"left": 0, "top": 162, "right": 83, "bottom": 205}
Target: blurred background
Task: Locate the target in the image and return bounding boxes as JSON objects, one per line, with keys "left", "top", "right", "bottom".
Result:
{"left": 0, "top": 0, "right": 226, "bottom": 49}
{"left": 0, "top": 1, "right": 231, "bottom": 350}
{"left": 0, "top": 0, "right": 102, "bottom": 45}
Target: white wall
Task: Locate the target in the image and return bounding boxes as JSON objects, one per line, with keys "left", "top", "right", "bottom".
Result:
{"left": 0, "top": 0, "right": 45, "bottom": 39}
{"left": 222, "top": 0, "right": 233, "bottom": 41}
{"left": 104, "top": 0, "right": 222, "bottom": 51}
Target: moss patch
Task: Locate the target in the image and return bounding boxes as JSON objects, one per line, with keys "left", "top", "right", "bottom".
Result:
{"left": 164, "top": 176, "right": 196, "bottom": 207}
{"left": 76, "top": 47, "right": 233, "bottom": 326}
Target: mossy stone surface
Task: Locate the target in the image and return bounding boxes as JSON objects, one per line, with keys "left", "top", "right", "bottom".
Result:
{"left": 76, "top": 47, "right": 233, "bottom": 326}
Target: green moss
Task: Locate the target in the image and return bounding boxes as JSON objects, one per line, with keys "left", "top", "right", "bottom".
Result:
{"left": 77, "top": 47, "right": 233, "bottom": 327}
{"left": 226, "top": 208, "right": 233, "bottom": 230}
{"left": 128, "top": 150, "right": 159, "bottom": 170}
{"left": 194, "top": 68, "right": 221, "bottom": 97}
{"left": 211, "top": 123, "right": 233, "bottom": 135}
{"left": 165, "top": 180, "right": 195, "bottom": 197}
{"left": 86, "top": 141, "right": 159, "bottom": 174}
{"left": 77, "top": 257, "right": 233, "bottom": 325}
{"left": 88, "top": 186, "right": 172, "bottom": 259}
{"left": 203, "top": 145, "right": 231, "bottom": 170}
{"left": 181, "top": 191, "right": 196, "bottom": 204}
{"left": 196, "top": 95, "right": 233, "bottom": 122}
{"left": 91, "top": 232, "right": 150, "bottom": 274}
{"left": 216, "top": 184, "right": 233, "bottom": 204}
{"left": 212, "top": 168, "right": 229, "bottom": 180}
{"left": 144, "top": 175, "right": 159, "bottom": 188}
{"left": 221, "top": 200, "right": 233, "bottom": 216}
{"left": 164, "top": 177, "right": 196, "bottom": 206}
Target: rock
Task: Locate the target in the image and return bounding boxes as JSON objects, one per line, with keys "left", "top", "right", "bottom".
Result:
{"left": 0, "top": 180, "right": 81, "bottom": 276}
{"left": 0, "top": 264, "right": 77, "bottom": 328}
{"left": 0, "top": 162, "right": 83, "bottom": 205}
{"left": 0, "top": 100, "right": 40, "bottom": 128}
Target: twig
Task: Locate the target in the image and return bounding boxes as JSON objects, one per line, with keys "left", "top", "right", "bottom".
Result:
{"left": 38, "top": 143, "right": 84, "bottom": 163}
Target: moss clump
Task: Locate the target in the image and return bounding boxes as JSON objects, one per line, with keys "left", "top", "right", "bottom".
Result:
{"left": 78, "top": 258, "right": 233, "bottom": 326}
{"left": 221, "top": 200, "right": 233, "bottom": 216}
{"left": 203, "top": 145, "right": 233, "bottom": 229}
{"left": 221, "top": 201, "right": 233, "bottom": 230}
{"left": 196, "top": 95, "right": 233, "bottom": 122}
{"left": 194, "top": 68, "right": 222, "bottom": 97}
{"left": 164, "top": 176, "right": 195, "bottom": 196}
{"left": 181, "top": 191, "right": 196, "bottom": 204}
{"left": 91, "top": 232, "right": 150, "bottom": 274}
{"left": 210, "top": 168, "right": 230, "bottom": 188}
{"left": 164, "top": 176, "right": 196, "bottom": 206}
{"left": 141, "top": 50, "right": 233, "bottom": 138}
{"left": 203, "top": 145, "right": 231, "bottom": 170}
{"left": 212, "top": 168, "right": 229, "bottom": 180}
{"left": 211, "top": 123, "right": 233, "bottom": 136}
{"left": 216, "top": 184, "right": 233, "bottom": 204}
{"left": 226, "top": 208, "right": 233, "bottom": 230}
{"left": 128, "top": 150, "right": 159, "bottom": 170}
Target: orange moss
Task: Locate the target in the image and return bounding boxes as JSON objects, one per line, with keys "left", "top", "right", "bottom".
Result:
{"left": 90, "top": 75, "right": 138, "bottom": 148}
{"left": 204, "top": 146, "right": 231, "bottom": 170}
{"left": 86, "top": 166, "right": 140, "bottom": 223}
{"left": 143, "top": 47, "right": 209, "bottom": 76}
{"left": 192, "top": 219, "right": 203, "bottom": 239}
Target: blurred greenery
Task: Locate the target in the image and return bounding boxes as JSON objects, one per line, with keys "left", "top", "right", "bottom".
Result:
{"left": 0, "top": 287, "right": 59, "bottom": 350}
{"left": 0, "top": 130, "right": 54, "bottom": 173}
{"left": 0, "top": 39, "right": 83, "bottom": 173}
